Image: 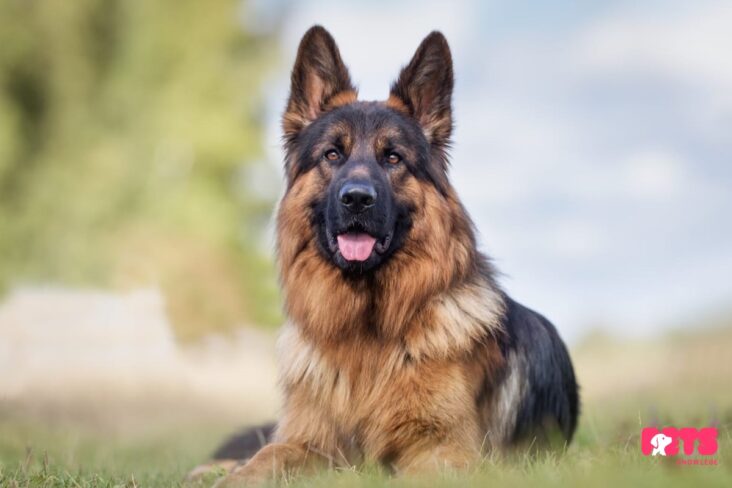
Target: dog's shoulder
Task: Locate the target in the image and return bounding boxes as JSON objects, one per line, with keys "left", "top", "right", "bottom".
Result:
{"left": 403, "top": 278, "right": 506, "bottom": 361}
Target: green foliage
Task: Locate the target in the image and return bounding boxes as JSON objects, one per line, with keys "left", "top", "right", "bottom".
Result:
{"left": 0, "top": 0, "right": 282, "bottom": 338}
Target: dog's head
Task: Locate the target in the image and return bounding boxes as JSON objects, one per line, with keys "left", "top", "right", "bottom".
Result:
{"left": 279, "top": 26, "right": 454, "bottom": 274}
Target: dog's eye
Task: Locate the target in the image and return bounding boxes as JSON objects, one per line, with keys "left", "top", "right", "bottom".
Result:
{"left": 324, "top": 149, "right": 341, "bottom": 161}
{"left": 386, "top": 151, "right": 402, "bottom": 165}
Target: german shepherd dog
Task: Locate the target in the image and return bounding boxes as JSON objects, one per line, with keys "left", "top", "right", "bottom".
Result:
{"left": 195, "top": 25, "right": 578, "bottom": 486}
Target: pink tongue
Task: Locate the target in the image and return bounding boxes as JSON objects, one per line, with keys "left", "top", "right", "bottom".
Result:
{"left": 337, "top": 233, "right": 377, "bottom": 262}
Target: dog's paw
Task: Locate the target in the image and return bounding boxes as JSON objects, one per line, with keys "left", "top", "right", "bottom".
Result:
{"left": 211, "top": 471, "right": 266, "bottom": 488}
{"left": 185, "top": 459, "right": 240, "bottom": 483}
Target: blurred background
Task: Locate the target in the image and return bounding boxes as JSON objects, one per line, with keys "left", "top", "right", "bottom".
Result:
{"left": 0, "top": 0, "right": 730, "bottom": 483}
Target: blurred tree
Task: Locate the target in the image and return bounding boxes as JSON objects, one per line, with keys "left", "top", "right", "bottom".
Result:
{"left": 0, "top": 0, "right": 282, "bottom": 340}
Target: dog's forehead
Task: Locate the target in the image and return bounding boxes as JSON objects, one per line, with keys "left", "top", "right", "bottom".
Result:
{"left": 319, "top": 101, "right": 419, "bottom": 140}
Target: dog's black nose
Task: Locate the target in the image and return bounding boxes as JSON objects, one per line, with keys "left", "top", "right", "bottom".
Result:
{"left": 339, "top": 182, "right": 376, "bottom": 213}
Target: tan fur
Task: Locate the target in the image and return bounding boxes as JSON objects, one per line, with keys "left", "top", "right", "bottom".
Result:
{"left": 326, "top": 89, "right": 358, "bottom": 109}
{"left": 385, "top": 94, "right": 410, "bottom": 114}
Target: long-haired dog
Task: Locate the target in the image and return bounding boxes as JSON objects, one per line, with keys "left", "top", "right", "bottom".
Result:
{"left": 194, "top": 25, "right": 579, "bottom": 486}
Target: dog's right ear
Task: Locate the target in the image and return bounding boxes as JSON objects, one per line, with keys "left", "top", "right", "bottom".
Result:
{"left": 283, "top": 26, "right": 356, "bottom": 141}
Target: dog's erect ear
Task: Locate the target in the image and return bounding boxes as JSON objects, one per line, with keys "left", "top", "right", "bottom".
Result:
{"left": 283, "top": 26, "right": 356, "bottom": 140}
{"left": 389, "top": 31, "right": 453, "bottom": 146}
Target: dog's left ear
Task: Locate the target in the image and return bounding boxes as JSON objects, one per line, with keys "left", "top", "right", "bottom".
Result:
{"left": 389, "top": 32, "right": 453, "bottom": 147}
{"left": 283, "top": 26, "right": 356, "bottom": 141}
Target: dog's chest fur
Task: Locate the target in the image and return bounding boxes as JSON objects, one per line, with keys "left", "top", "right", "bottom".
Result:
{"left": 275, "top": 282, "right": 506, "bottom": 462}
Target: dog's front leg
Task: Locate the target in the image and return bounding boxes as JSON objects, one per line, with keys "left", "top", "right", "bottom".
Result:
{"left": 212, "top": 442, "right": 329, "bottom": 487}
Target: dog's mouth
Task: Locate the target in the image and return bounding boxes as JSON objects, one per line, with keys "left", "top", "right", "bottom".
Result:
{"left": 326, "top": 225, "right": 393, "bottom": 263}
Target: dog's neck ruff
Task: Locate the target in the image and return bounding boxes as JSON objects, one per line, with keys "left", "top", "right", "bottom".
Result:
{"left": 280, "top": 275, "right": 505, "bottom": 363}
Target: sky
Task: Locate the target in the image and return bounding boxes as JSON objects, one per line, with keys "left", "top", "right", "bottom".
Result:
{"left": 249, "top": 0, "right": 732, "bottom": 342}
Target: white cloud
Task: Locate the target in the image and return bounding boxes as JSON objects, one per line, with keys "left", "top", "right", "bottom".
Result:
{"left": 547, "top": 218, "right": 607, "bottom": 260}
{"left": 621, "top": 149, "right": 686, "bottom": 201}
{"left": 577, "top": 1, "right": 732, "bottom": 113}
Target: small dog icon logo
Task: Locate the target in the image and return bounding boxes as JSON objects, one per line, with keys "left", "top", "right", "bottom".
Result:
{"left": 650, "top": 433, "right": 673, "bottom": 456}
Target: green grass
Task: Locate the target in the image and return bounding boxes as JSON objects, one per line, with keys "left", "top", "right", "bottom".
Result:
{"left": 1, "top": 325, "right": 731, "bottom": 487}
{"left": 0, "top": 418, "right": 212, "bottom": 487}
{"left": 1, "top": 429, "right": 729, "bottom": 488}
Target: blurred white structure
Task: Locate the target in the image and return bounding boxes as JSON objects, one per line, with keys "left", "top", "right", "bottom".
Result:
{"left": 0, "top": 287, "right": 278, "bottom": 418}
{"left": 0, "top": 287, "right": 176, "bottom": 381}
